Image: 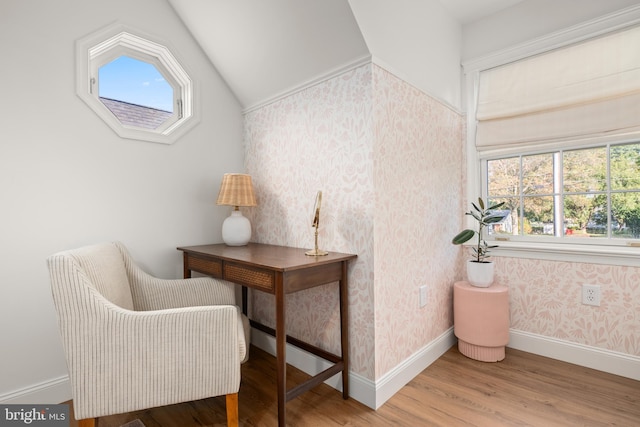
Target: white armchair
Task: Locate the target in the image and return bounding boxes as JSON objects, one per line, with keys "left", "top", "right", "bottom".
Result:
{"left": 47, "top": 242, "right": 249, "bottom": 427}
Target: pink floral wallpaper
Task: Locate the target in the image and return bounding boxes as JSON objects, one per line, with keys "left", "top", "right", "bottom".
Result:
{"left": 493, "top": 256, "right": 640, "bottom": 355}
{"left": 242, "top": 61, "right": 639, "bottom": 384}
{"left": 372, "top": 66, "right": 464, "bottom": 377}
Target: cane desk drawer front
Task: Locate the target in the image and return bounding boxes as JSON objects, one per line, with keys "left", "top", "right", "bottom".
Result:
{"left": 224, "top": 262, "right": 274, "bottom": 292}
{"left": 186, "top": 254, "right": 274, "bottom": 292}
{"left": 186, "top": 255, "right": 222, "bottom": 277}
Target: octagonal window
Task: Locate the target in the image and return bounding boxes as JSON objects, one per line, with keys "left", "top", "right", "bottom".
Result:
{"left": 76, "top": 24, "right": 199, "bottom": 144}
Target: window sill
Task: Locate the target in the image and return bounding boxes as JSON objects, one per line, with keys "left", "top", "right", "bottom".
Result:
{"left": 485, "top": 240, "right": 640, "bottom": 267}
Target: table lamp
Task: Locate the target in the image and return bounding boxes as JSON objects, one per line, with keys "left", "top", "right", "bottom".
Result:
{"left": 216, "top": 173, "right": 257, "bottom": 246}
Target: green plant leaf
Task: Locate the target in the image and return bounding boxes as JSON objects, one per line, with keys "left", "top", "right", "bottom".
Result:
{"left": 484, "top": 214, "right": 506, "bottom": 224}
{"left": 452, "top": 229, "right": 475, "bottom": 244}
{"left": 452, "top": 197, "right": 501, "bottom": 262}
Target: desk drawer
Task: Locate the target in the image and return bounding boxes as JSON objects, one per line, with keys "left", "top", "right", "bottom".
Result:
{"left": 187, "top": 255, "right": 222, "bottom": 277}
{"left": 224, "top": 262, "right": 274, "bottom": 292}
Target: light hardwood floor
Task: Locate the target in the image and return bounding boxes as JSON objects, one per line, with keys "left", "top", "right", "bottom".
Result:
{"left": 69, "top": 345, "right": 640, "bottom": 426}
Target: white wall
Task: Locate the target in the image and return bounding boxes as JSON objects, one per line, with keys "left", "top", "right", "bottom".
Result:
{"left": 348, "top": 0, "right": 462, "bottom": 110}
{"left": 0, "top": 0, "right": 243, "bottom": 403}
{"left": 462, "top": 0, "right": 640, "bottom": 61}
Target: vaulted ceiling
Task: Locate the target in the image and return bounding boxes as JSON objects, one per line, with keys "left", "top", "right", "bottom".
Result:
{"left": 166, "top": 0, "right": 525, "bottom": 109}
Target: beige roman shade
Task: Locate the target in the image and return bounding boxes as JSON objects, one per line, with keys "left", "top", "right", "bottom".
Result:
{"left": 476, "top": 24, "right": 640, "bottom": 152}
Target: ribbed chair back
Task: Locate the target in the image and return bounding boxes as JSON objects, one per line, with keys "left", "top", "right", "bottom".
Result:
{"left": 63, "top": 243, "right": 135, "bottom": 310}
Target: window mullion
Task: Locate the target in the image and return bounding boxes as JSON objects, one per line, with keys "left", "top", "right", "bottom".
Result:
{"left": 606, "top": 144, "right": 612, "bottom": 238}
{"left": 554, "top": 152, "right": 563, "bottom": 237}
{"left": 519, "top": 155, "right": 524, "bottom": 235}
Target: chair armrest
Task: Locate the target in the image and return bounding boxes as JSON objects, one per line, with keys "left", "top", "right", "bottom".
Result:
{"left": 124, "top": 255, "right": 236, "bottom": 311}
{"left": 63, "top": 288, "right": 243, "bottom": 419}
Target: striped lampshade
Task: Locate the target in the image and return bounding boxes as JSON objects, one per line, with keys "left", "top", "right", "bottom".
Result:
{"left": 216, "top": 173, "right": 257, "bottom": 207}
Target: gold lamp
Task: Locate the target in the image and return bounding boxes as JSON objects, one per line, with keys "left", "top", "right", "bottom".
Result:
{"left": 216, "top": 173, "right": 257, "bottom": 246}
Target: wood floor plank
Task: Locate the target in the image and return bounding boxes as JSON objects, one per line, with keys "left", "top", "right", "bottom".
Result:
{"left": 67, "top": 345, "right": 640, "bottom": 426}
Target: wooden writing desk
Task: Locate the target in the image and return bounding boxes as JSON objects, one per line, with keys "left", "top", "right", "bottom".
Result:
{"left": 177, "top": 243, "right": 357, "bottom": 426}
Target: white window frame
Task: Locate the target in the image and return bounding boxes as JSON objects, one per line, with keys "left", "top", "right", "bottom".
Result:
{"left": 76, "top": 23, "right": 199, "bottom": 144}
{"left": 462, "top": 5, "right": 640, "bottom": 266}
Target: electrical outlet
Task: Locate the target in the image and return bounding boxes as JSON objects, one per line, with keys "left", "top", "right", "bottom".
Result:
{"left": 582, "top": 284, "right": 601, "bottom": 307}
{"left": 419, "top": 285, "right": 428, "bottom": 307}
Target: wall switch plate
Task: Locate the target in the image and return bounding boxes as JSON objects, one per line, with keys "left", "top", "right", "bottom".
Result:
{"left": 419, "top": 285, "right": 428, "bottom": 307}
{"left": 582, "top": 284, "right": 601, "bottom": 307}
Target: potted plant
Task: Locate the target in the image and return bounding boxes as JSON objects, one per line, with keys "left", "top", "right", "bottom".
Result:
{"left": 452, "top": 197, "right": 505, "bottom": 287}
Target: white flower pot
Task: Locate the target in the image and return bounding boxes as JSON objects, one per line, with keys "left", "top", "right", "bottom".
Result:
{"left": 466, "top": 261, "right": 494, "bottom": 288}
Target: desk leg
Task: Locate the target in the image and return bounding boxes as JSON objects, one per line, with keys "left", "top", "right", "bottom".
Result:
{"left": 242, "top": 286, "right": 248, "bottom": 316}
{"left": 182, "top": 253, "right": 191, "bottom": 278}
{"left": 340, "top": 261, "right": 349, "bottom": 399}
{"left": 275, "top": 273, "right": 286, "bottom": 427}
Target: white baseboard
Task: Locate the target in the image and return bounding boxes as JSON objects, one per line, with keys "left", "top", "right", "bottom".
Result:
{"left": 372, "top": 327, "right": 457, "bottom": 409}
{"left": 508, "top": 329, "right": 640, "bottom": 381}
{"left": 0, "top": 376, "right": 71, "bottom": 405}
{"left": 250, "top": 326, "right": 456, "bottom": 410}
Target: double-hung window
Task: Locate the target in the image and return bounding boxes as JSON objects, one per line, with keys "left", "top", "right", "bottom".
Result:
{"left": 464, "top": 18, "right": 640, "bottom": 264}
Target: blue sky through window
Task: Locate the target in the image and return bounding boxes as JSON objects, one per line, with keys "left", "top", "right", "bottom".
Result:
{"left": 98, "top": 56, "right": 174, "bottom": 113}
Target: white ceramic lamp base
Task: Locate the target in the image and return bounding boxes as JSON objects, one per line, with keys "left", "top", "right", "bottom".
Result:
{"left": 221, "top": 210, "right": 252, "bottom": 246}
